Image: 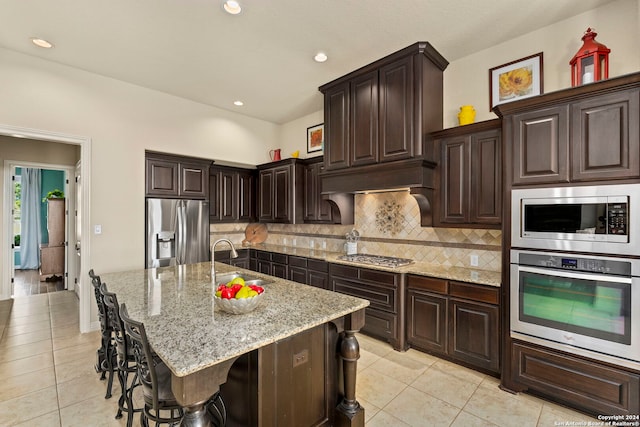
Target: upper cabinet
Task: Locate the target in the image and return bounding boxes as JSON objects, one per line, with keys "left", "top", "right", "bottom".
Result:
{"left": 145, "top": 151, "right": 211, "bottom": 199}
{"left": 432, "top": 120, "right": 502, "bottom": 228}
{"left": 303, "top": 157, "right": 337, "bottom": 224}
{"left": 320, "top": 42, "right": 448, "bottom": 172}
{"left": 257, "top": 159, "right": 304, "bottom": 224}
{"left": 209, "top": 165, "right": 256, "bottom": 223}
{"left": 495, "top": 73, "right": 640, "bottom": 187}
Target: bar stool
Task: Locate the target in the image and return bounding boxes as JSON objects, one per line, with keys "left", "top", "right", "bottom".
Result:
{"left": 89, "top": 269, "right": 116, "bottom": 399}
{"left": 101, "top": 284, "right": 142, "bottom": 427}
{"left": 120, "top": 303, "right": 184, "bottom": 426}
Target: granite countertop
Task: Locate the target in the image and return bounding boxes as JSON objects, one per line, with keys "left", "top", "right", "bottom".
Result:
{"left": 100, "top": 262, "right": 369, "bottom": 377}
{"left": 239, "top": 243, "right": 502, "bottom": 287}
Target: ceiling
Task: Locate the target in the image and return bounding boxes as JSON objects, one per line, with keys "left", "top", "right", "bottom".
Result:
{"left": 0, "top": 0, "right": 617, "bottom": 124}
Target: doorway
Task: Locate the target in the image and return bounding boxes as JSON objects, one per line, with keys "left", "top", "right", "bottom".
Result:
{"left": 10, "top": 163, "right": 75, "bottom": 297}
{"left": 1, "top": 124, "right": 92, "bottom": 333}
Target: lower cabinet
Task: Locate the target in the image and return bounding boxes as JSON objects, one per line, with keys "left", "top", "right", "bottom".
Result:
{"left": 330, "top": 263, "right": 404, "bottom": 350}
{"left": 220, "top": 323, "right": 338, "bottom": 426}
{"left": 512, "top": 341, "right": 640, "bottom": 416}
{"left": 407, "top": 274, "right": 499, "bottom": 374}
{"left": 288, "top": 256, "right": 330, "bottom": 290}
{"left": 253, "top": 250, "right": 288, "bottom": 279}
{"left": 215, "top": 249, "right": 250, "bottom": 270}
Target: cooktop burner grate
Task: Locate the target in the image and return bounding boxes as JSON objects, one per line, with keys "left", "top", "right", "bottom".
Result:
{"left": 337, "top": 254, "right": 414, "bottom": 268}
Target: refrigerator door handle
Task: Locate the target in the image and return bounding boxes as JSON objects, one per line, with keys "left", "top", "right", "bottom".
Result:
{"left": 180, "top": 201, "right": 188, "bottom": 263}
{"left": 176, "top": 200, "right": 184, "bottom": 264}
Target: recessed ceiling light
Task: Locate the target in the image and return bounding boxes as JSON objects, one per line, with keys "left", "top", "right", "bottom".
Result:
{"left": 223, "top": 1, "right": 242, "bottom": 15}
{"left": 233, "top": 100, "right": 244, "bottom": 106}
{"left": 30, "top": 37, "right": 54, "bottom": 49}
{"left": 314, "top": 52, "right": 328, "bottom": 63}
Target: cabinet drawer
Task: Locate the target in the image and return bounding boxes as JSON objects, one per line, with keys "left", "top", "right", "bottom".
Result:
{"left": 289, "top": 256, "right": 307, "bottom": 268}
{"left": 360, "top": 269, "right": 398, "bottom": 286}
{"left": 407, "top": 275, "right": 448, "bottom": 294}
{"left": 513, "top": 342, "right": 640, "bottom": 416}
{"left": 256, "top": 251, "right": 271, "bottom": 261}
{"left": 272, "top": 253, "right": 288, "bottom": 264}
{"left": 330, "top": 264, "right": 359, "bottom": 279}
{"left": 449, "top": 281, "right": 499, "bottom": 305}
{"left": 307, "top": 259, "right": 328, "bottom": 273}
{"left": 332, "top": 278, "right": 396, "bottom": 313}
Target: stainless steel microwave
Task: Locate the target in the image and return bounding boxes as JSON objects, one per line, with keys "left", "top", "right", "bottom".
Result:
{"left": 511, "top": 184, "right": 640, "bottom": 255}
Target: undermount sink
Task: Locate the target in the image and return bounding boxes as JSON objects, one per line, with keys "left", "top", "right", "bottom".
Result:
{"left": 214, "top": 272, "right": 272, "bottom": 287}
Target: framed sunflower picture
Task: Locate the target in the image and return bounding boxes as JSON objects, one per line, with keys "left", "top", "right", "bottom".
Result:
{"left": 489, "top": 52, "right": 543, "bottom": 111}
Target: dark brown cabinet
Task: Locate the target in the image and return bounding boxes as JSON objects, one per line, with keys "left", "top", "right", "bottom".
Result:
{"left": 209, "top": 166, "right": 255, "bottom": 223}
{"left": 433, "top": 120, "right": 501, "bottom": 227}
{"left": 498, "top": 80, "right": 640, "bottom": 186}
{"left": 319, "top": 42, "right": 448, "bottom": 171}
{"left": 257, "top": 159, "right": 304, "bottom": 224}
{"left": 253, "top": 250, "right": 288, "bottom": 279}
{"left": 330, "top": 264, "right": 405, "bottom": 350}
{"left": 407, "top": 275, "right": 499, "bottom": 374}
{"left": 303, "top": 158, "right": 335, "bottom": 223}
{"left": 146, "top": 151, "right": 210, "bottom": 199}
{"left": 288, "top": 256, "right": 329, "bottom": 290}
{"left": 512, "top": 341, "right": 640, "bottom": 416}
{"left": 214, "top": 249, "right": 250, "bottom": 270}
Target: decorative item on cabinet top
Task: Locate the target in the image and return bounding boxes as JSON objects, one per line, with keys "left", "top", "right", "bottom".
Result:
{"left": 489, "top": 52, "right": 543, "bottom": 111}
{"left": 307, "top": 123, "right": 324, "bottom": 153}
{"left": 570, "top": 27, "right": 610, "bottom": 87}
{"left": 457, "top": 105, "right": 476, "bottom": 125}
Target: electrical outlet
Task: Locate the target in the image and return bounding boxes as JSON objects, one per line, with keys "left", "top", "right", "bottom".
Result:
{"left": 470, "top": 254, "right": 479, "bottom": 267}
{"left": 94, "top": 224, "right": 102, "bottom": 235}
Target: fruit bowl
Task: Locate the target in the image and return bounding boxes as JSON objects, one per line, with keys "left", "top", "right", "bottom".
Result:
{"left": 214, "top": 291, "right": 265, "bottom": 315}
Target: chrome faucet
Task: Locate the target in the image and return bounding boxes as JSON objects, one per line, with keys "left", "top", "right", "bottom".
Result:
{"left": 211, "top": 238, "right": 238, "bottom": 283}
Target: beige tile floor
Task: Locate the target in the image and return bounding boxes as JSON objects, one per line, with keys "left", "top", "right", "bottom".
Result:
{"left": 0, "top": 291, "right": 597, "bottom": 426}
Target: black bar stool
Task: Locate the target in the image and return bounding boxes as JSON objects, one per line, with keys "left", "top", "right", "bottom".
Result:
{"left": 101, "top": 284, "right": 142, "bottom": 427}
{"left": 88, "top": 269, "right": 116, "bottom": 399}
{"left": 120, "top": 303, "right": 184, "bottom": 426}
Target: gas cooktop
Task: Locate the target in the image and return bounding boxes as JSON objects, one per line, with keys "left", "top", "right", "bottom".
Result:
{"left": 337, "top": 254, "right": 414, "bottom": 268}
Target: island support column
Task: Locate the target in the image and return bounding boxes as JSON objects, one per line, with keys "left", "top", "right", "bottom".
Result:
{"left": 335, "top": 309, "right": 366, "bottom": 427}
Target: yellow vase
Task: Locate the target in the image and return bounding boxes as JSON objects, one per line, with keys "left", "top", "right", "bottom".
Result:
{"left": 458, "top": 105, "right": 476, "bottom": 125}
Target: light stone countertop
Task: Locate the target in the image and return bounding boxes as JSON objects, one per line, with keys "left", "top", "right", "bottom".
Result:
{"left": 100, "top": 262, "right": 369, "bottom": 377}
{"left": 238, "top": 243, "right": 502, "bottom": 287}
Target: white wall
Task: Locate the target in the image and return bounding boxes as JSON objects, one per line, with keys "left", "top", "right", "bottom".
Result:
{"left": 278, "top": 0, "right": 640, "bottom": 145}
{"left": 445, "top": 0, "right": 639, "bottom": 127}
{"left": 0, "top": 47, "right": 279, "bottom": 277}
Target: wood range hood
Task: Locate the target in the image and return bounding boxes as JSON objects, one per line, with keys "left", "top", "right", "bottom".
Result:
{"left": 320, "top": 158, "right": 437, "bottom": 227}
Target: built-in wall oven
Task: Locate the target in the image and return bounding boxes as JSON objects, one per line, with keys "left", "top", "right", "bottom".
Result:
{"left": 510, "top": 183, "right": 640, "bottom": 370}
{"left": 510, "top": 250, "right": 640, "bottom": 369}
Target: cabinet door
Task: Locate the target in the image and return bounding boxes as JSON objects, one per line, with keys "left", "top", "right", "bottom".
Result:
{"left": 146, "top": 158, "right": 178, "bottom": 197}
{"left": 448, "top": 298, "right": 499, "bottom": 373}
{"left": 289, "top": 265, "right": 307, "bottom": 284}
{"left": 272, "top": 263, "right": 288, "bottom": 279}
{"left": 258, "top": 170, "right": 274, "bottom": 221}
{"left": 470, "top": 129, "right": 501, "bottom": 224}
{"left": 350, "top": 70, "right": 378, "bottom": 167}
{"left": 179, "top": 162, "right": 208, "bottom": 198}
{"left": 571, "top": 90, "right": 640, "bottom": 182}
{"left": 324, "top": 82, "right": 350, "bottom": 170}
{"left": 407, "top": 290, "right": 448, "bottom": 355}
{"left": 308, "top": 271, "right": 328, "bottom": 290}
{"left": 273, "top": 166, "right": 291, "bottom": 222}
{"left": 512, "top": 105, "right": 570, "bottom": 185}
{"left": 238, "top": 171, "right": 255, "bottom": 222}
{"left": 220, "top": 170, "right": 237, "bottom": 222}
{"left": 379, "top": 56, "right": 413, "bottom": 162}
{"left": 303, "top": 163, "right": 317, "bottom": 222}
{"left": 209, "top": 171, "right": 221, "bottom": 221}
{"left": 440, "top": 137, "right": 468, "bottom": 224}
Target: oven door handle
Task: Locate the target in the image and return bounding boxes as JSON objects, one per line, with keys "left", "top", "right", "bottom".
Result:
{"left": 517, "top": 266, "right": 633, "bottom": 284}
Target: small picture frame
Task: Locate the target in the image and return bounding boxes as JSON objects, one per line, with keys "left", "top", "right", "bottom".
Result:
{"left": 489, "top": 52, "right": 543, "bottom": 111}
{"left": 307, "top": 123, "right": 324, "bottom": 153}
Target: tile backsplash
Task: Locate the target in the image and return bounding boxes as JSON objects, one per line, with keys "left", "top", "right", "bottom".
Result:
{"left": 211, "top": 191, "right": 501, "bottom": 272}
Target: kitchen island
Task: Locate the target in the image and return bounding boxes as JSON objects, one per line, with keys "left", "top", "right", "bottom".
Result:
{"left": 101, "top": 261, "right": 369, "bottom": 427}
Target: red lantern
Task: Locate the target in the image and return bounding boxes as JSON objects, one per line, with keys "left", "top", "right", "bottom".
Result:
{"left": 570, "top": 28, "right": 610, "bottom": 86}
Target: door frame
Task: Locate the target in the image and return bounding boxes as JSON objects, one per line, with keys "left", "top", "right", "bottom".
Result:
{"left": 1, "top": 124, "right": 92, "bottom": 333}
{"left": 6, "top": 160, "right": 76, "bottom": 292}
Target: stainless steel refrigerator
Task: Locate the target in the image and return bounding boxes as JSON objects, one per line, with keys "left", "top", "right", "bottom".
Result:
{"left": 146, "top": 199, "right": 210, "bottom": 268}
